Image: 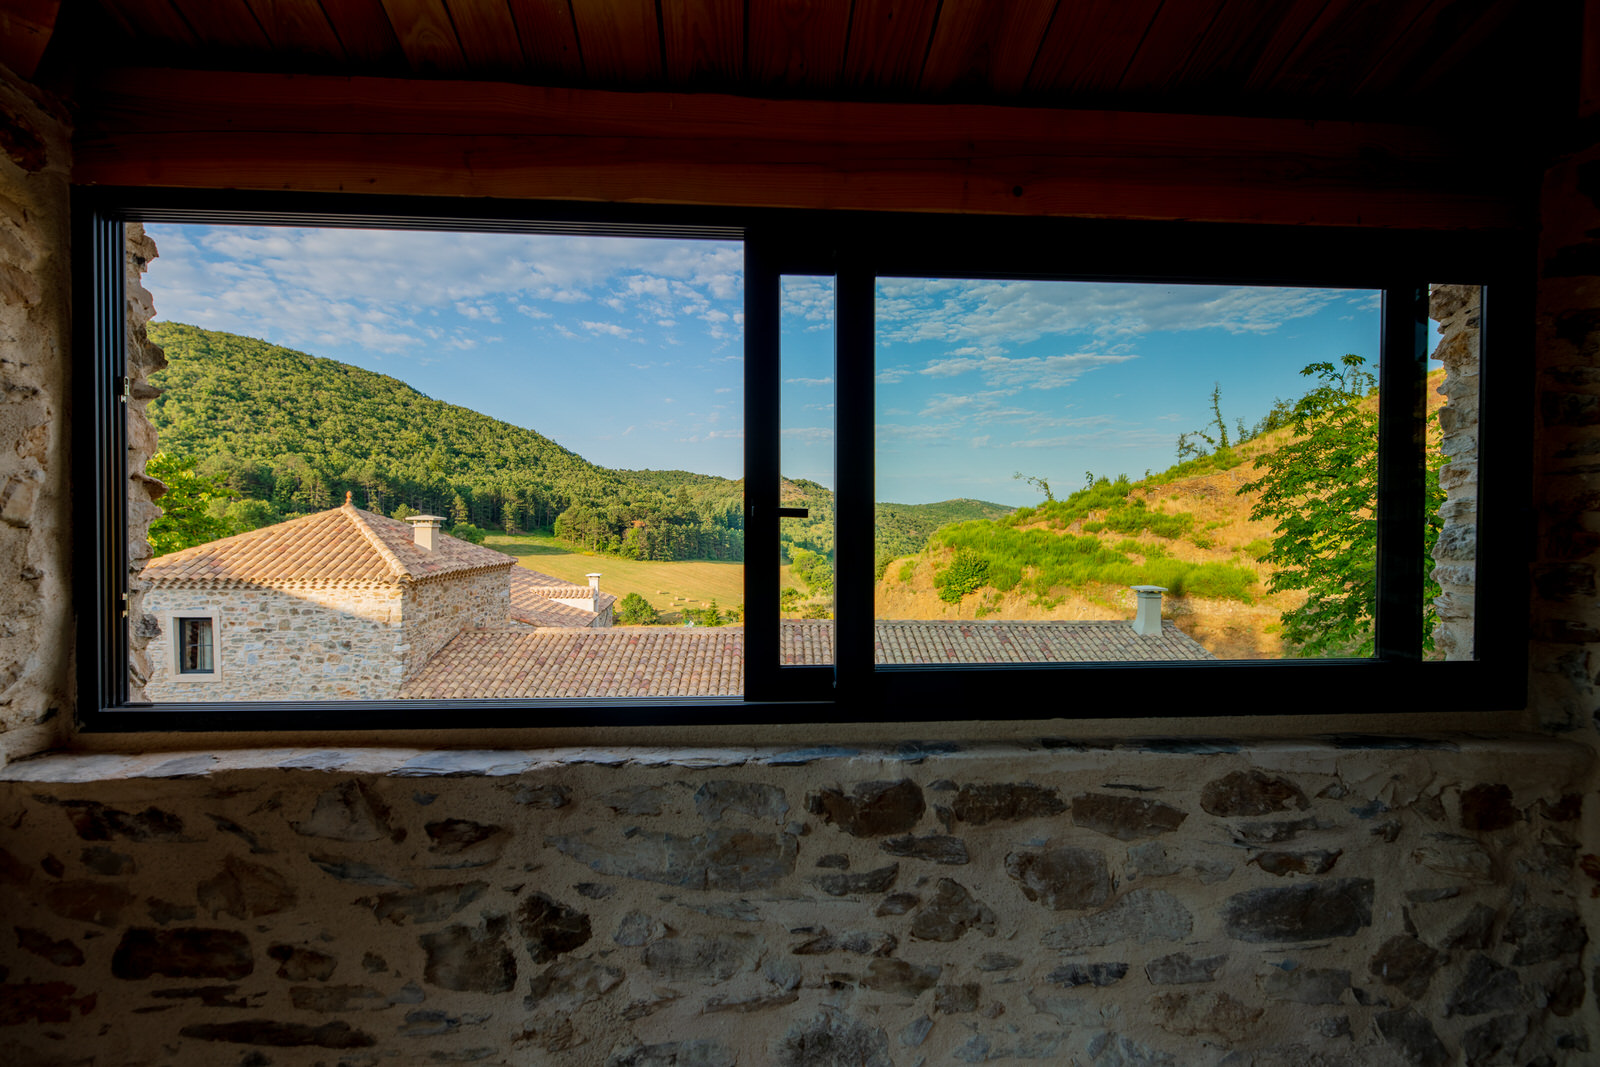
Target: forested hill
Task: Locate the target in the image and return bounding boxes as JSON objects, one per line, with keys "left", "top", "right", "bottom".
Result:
{"left": 146, "top": 323, "right": 1012, "bottom": 565}
{"left": 146, "top": 323, "right": 744, "bottom": 560}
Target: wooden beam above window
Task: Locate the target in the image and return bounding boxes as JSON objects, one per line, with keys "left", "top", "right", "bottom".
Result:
{"left": 73, "top": 67, "right": 1527, "bottom": 230}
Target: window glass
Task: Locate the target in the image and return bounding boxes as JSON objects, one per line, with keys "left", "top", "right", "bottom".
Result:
{"left": 873, "top": 278, "right": 1386, "bottom": 663}
{"left": 178, "top": 618, "right": 213, "bottom": 673}
{"left": 779, "top": 275, "right": 835, "bottom": 665}
{"left": 133, "top": 224, "right": 744, "bottom": 702}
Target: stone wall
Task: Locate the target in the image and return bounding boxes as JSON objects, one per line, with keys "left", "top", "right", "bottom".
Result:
{"left": 1430, "top": 284, "right": 1480, "bottom": 662}
{"left": 0, "top": 62, "right": 71, "bottom": 762}
{"left": 1530, "top": 135, "right": 1600, "bottom": 735}
{"left": 402, "top": 569, "right": 512, "bottom": 683}
{"left": 0, "top": 741, "right": 1593, "bottom": 1066}
{"left": 144, "top": 585, "right": 407, "bottom": 702}
{"left": 126, "top": 223, "right": 167, "bottom": 705}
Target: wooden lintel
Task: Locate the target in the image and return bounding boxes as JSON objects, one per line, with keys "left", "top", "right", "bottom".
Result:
{"left": 72, "top": 67, "right": 1526, "bottom": 230}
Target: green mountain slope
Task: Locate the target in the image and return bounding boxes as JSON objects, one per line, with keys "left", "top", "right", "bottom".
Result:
{"left": 146, "top": 323, "right": 742, "bottom": 559}
{"left": 145, "top": 323, "right": 1008, "bottom": 567}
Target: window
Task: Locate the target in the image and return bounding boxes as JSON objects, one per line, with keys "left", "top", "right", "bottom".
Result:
{"left": 76, "top": 191, "right": 1531, "bottom": 729}
{"left": 177, "top": 617, "right": 214, "bottom": 674}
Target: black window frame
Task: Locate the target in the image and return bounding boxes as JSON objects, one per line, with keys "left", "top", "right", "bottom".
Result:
{"left": 75, "top": 186, "right": 1532, "bottom": 732}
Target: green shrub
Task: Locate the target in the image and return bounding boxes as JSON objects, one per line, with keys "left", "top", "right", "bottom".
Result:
{"left": 934, "top": 548, "right": 990, "bottom": 604}
{"left": 617, "top": 592, "right": 660, "bottom": 625}
{"left": 450, "top": 522, "right": 487, "bottom": 545}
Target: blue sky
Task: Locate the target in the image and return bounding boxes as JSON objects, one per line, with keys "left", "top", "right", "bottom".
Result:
{"left": 144, "top": 225, "right": 1384, "bottom": 506}
{"left": 781, "top": 276, "right": 1383, "bottom": 504}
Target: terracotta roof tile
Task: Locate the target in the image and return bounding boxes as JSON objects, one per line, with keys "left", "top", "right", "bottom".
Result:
{"left": 401, "top": 619, "right": 1213, "bottom": 698}
{"left": 507, "top": 568, "right": 619, "bottom": 626}
{"left": 400, "top": 628, "right": 745, "bottom": 699}
{"left": 142, "top": 503, "right": 515, "bottom": 587}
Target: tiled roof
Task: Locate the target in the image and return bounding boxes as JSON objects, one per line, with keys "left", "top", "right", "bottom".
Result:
{"left": 401, "top": 619, "right": 1213, "bottom": 698}
{"left": 511, "top": 569, "right": 603, "bottom": 600}
{"left": 869, "top": 619, "right": 1215, "bottom": 664}
{"left": 508, "top": 568, "right": 619, "bottom": 628}
{"left": 400, "top": 628, "right": 744, "bottom": 699}
{"left": 142, "top": 502, "right": 515, "bottom": 588}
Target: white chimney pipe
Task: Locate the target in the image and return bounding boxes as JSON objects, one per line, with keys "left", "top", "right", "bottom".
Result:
{"left": 408, "top": 514, "right": 445, "bottom": 552}
{"left": 587, "top": 573, "right": 602, "bottom": 611}
{"left": 1130, "top": 585, "right": 1166, "bottom": 636}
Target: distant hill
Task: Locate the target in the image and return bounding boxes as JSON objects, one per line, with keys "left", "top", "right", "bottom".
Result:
{"left": 874, "top": 370, "right": 1448, "bottom": 658}
{"left": 146, "top": 323, "right": 742, "bottom": 559}
{"left": 146, "top": 323, "right": 1006, "bottom": 567}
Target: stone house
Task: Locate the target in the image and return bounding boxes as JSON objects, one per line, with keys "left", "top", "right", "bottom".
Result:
{"left": 141, "top": 501, "right": 516, "bottom": 700}
{"left": 143, "top": 502, "right": 621, "bottom": 701}
{"left": 2, "top": 5, "right": 1600, "bottom": 1067}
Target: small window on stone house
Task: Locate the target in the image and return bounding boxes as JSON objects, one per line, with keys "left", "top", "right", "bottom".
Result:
{"left": 176, "top": 617, "right": 214, "bottom": 674}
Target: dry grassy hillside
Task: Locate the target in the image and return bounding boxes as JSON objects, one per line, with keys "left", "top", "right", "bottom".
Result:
{"left": 874, "top": 370, "right": 1447, "bottom": 660}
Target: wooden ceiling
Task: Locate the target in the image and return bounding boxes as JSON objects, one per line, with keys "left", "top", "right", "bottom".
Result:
{"left": 27, "top": 0, "right": 1575, "bottom": 124}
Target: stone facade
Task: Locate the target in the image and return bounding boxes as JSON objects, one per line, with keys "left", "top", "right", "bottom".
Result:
{"left": 0, "top": 62, "right": 71, "bottom": 760}
{"left": 143, "top": 568, "right": 509, "bottom": 702}
{"left": 403, "top": 570, "right": 512, "bottom": 682}
{"left": 144, "top": 585, "right": 407, "bottom": 702}
{"left": 126, "top": 223, "right": 167, "bottom": 704}
{"left": 1430, "top": 284, "right": 1481, "bottom": 662}
{"left": 0, "top": 741, "right": 1593, "bottom": 1065}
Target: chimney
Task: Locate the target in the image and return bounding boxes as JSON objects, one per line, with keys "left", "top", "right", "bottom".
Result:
{"left": 407, "top": 514, "right": 445, "bottom": 552}
{"left": 587, "top": 573, "right": 602, "bottom": 611}
{"left": 1130, "top": 585, "right": 1166, "bottom": 636}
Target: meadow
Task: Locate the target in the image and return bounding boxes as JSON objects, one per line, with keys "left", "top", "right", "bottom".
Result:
{"left": 485, "top": 530, "right": 746, "bottom": 624}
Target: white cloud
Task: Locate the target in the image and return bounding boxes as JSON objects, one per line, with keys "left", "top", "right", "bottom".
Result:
{"left": 144, "top": 224, "right": 747, "bottom": 357}
{"left": 784, "top": 376, "right": 834, "bottom": 386}
{"left": 582, "top": 321, "right": 633, "bottom": 339}
{"left": 876, "top": 277, "right": 1363, "bottom": 348}
{"left": 918, "top": 351, "right": 1136, "bottom": 390}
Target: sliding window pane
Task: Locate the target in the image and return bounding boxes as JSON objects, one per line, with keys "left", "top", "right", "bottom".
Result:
{"left": 130, "top": 223, "right": 745, "bottom": 702}
{"left": 779, "top": 276, "right": 836, "bottom": 665}
{"left": 873, "top": 277, "right": 1384, "bottom": 663}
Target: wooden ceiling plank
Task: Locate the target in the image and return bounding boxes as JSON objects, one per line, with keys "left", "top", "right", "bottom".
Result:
{"left": 1155, "top": 0, "right": 1301, "bottom": 94}
{"left": 247, "top": 0, "right": 347, "bottom": 62}
{"left": 1025, "top": 0, "right": 1163, "bottom": 96}
{"left": 747, "top": 0, "right": 849, "bottom": 91}
{"left": 1259, "top": 0, "right": 1438, "bottom": 102}
{"left": 168, "top": 0, "right": 273, "bottom": 50}
{"left": 1240, "top": 0, "right": 1338, "bottom": 93}
{"left": 74, "top": 68, "right": 1521, "bottom": 232}
{"left": 569, "top": 0, "right": 661, "bottom": 83}
{"left": 505, "top": 0, "right": 582, "bottom": 80}
{"left": 1355, "top": 0, "right": 1501, "bottom": 98}
{"left": 0, "top": 0, "right": 59, "bottom": 77}
{"left": 842, "top": 0, "right": 942, "bottom": 92}
{"left": 379, "top": 0, "right": 466, "bottom": 73}
{"left": 919, "top": 0, "right": 1057, "bottom": 98}
{"left": 661, "top": 0, "right": 742, "bottom": 85}
{"left": 94, "top": 0, "right": 199, "bottom": 45}
{"left": 443, "top": 0, "right": 524, "bottom": 71}
{"left": 318, "top": 0, "right": 405, "bottom": 66}
{"left": 1117, "top": 0, "right": 1230, "bottom": 95}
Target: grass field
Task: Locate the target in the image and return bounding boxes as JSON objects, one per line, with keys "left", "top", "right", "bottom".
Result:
{"left": 486, "top": 530, "right": 745, "bottom": 624}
